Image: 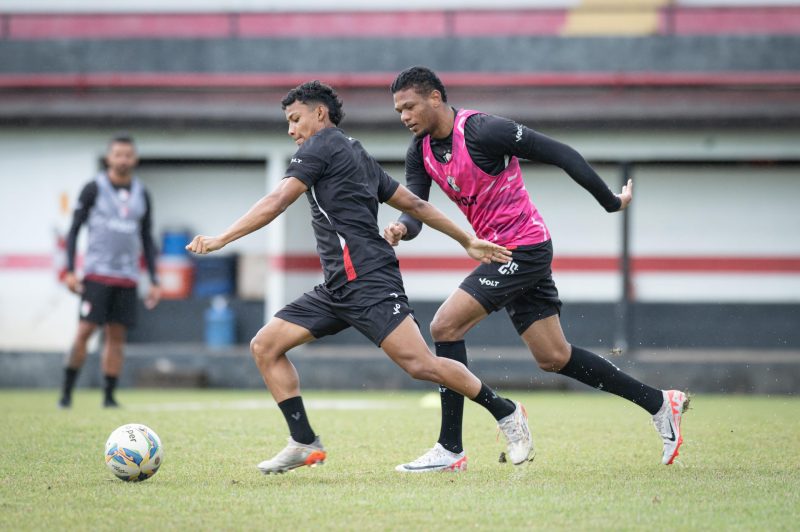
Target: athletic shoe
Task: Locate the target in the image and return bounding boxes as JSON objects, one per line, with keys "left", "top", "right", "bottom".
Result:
{"left": 257, "top": 436, "right": 326, "bottom": 474}
{"left": 653, "top": 390, "right": 690, "bottom": 465}
{"left": 57, "top": 395, "right": 71, "bottom": 409}
{"left": 497, "top": 402, "right": 534, "bottom": 465}
{"left": 394, "top": 443, "right": 468, "bottom": 473}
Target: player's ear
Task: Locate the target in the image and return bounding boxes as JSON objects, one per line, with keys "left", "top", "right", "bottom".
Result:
{"left": 316, "top": 104, "right": 327, "bottom": 122}
{"left": 429, "top": 90, "right": 442, "bottom": 108}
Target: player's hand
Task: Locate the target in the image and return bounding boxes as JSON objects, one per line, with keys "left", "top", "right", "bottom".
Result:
{"left": 145, "top": 285, "right": 161, "bottom": 310}
{"left": 63, "top": 271, "right": 84, "bottom": 294}
{"left": 616, "top": 178, "right": 633, "bottom": 211}
{"left": 383, "top": 222, "right": 407, "bottom": 246}
{"left": 465, "top": 237, "right": 512, "bottom": 264}
{"left": 186, "top": 235, "right": 225, "bottom": 255}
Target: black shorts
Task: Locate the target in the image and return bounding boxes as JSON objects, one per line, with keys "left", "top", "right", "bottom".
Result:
{"left": 79, "top": 279, "right": 138, "bottom": 327}
{"left": 459, "top": 240, "right": 562, "bottom": 335}
{"left": 275, "top": 262, "right": 416, "bottom": 347}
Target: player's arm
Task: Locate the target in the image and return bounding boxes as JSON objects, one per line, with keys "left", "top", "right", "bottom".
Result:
{"left": 140, "top": 190, "right": 161, "bottom": 309}
{"left": 186, "top": 177, "right": 308, "bottom": 255}
{"left": 386, "top": 184, "right": 511, "bottom": 264}
{"left": 64, "top": 182, "right": 96, "bottom": 294}
{"left": 384, "top": 142, "right": 430, "bottom": 245}
{"left": 479, "top": 116, "right": 629, "bottom": 212}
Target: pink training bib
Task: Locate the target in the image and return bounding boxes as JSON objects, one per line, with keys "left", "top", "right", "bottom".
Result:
{"left": 422, "top": 109, "right": 549, "bottom": 247}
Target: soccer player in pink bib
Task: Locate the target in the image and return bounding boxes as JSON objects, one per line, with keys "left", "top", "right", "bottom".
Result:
{"left": 386, "top": 67, "right": 688, "bottom": 472}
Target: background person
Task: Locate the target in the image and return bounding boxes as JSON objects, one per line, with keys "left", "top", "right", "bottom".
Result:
{"left": 59, "top": 134, "right": 161, "bottom": 408}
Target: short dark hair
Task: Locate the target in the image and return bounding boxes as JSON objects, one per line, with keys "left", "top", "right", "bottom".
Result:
{"left": 281, "top": 80, "right": 345, "bottom": 125}
{"left": 390, "top": 66, "right": 447, "bottom": 102}
{"left": 107, "top": 133, "right": 135, "bottom": 151}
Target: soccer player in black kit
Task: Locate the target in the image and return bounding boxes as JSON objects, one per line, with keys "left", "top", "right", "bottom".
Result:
{"left": 384, "top": 66, "right": 688, "bottom": 472}
{"left": 186, "top": 81, "right": 534, "bottom": 474}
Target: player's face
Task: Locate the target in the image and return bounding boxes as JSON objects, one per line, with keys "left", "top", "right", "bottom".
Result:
{"left": 284, "top": 101, "right": 326, "bottom": 147}
{"left": 105, "top": 142, "right": 138, "bottom": 178}
{"left": 393, "top": 88, "right": 440, "bottom": 138}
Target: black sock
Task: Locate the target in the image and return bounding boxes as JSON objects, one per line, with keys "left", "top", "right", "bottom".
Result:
{"left": 103, "top": 375, "right": 118, "bottom": 401}
{"left": 471, "top": 383, "right": 516, "bottom": 421}
{"left": 558, "top": 345, "right": 664, "bottom": 415}
{"left": 435, "top": 341, "right": 467, "bottom": 454}
{"left": 62, "top": 367, "right": 80, "bottom": 399}
{"left": 277, "top": 396, "right": 316, "bottom": 445}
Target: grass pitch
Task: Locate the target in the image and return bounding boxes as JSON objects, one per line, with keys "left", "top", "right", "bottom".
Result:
{"left": 1, "top": 389, "right": 798, "bottom": 531}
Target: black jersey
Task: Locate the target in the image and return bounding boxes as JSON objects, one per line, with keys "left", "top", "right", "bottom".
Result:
{"left": 285, "top": 127, "right": 401, "bottom": 290}
{"left": 400, "top": 110, "right": 621, "bottom": 239}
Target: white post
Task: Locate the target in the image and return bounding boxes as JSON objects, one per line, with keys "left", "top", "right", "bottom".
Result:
{"left": 264, "top": 149, "right": 289, "bottom": 322}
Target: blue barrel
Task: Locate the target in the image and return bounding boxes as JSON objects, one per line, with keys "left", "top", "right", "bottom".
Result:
{"left": 162, "top": 230, "right": 192, "bottom": 256}
{"left": 204, "top": 297, "right": 236, "bottom": 348}
{"left": 193, "top": 255, "right": 236, "bottom": 297}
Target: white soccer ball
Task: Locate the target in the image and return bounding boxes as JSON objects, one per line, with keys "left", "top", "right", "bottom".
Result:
{"left": 104, "top": 423, "right": 164, "bottom": 482}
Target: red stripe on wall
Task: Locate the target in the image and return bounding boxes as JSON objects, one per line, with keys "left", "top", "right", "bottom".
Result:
{"left": 238, "top": 12, "right": 446, "bottom": 37}
{"left": 6, "top": 8, "right": 800, "bottom": 40}
{"left": 5, "top": 254, "right": 800, "bottom": 274}
{"left": 0, "top": 255, "right": 53, "bottom": 269}
{"left": 8, "top": 14, "right": 232, "bottom": 39}
{"left": 453, "top": 11, "right": 566, "bottom": 36}
{"left": 2, "top": 71, "right": 800, "bottom": 90}
{"left": 661, "top": 8, "right": 800, "bottom": 35}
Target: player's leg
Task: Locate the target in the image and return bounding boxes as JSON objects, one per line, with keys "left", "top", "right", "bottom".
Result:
{"left": 59, "top": 279, "right": 107, "bottom": 408}
{"left": 100, "top": 285, "right": 137, "bottom": 408}
{"left": 518, "top": 309, "right": 688, "bottom": 464}
{"left": 426, "top": 288, "right": 488, "bottom": 456}
{"left": 381, "top": 316, "right": 533, "bottom": 466}
{"left": 253, "top": 288, "right": 348, "bottom": 474}
{"left": 59, "top": 319, "right": 97, "bottom": 408}
{"left": 100, "top": 323, "right": 126, "bottom": 407}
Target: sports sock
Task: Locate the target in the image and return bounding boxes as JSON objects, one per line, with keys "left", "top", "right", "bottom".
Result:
{"left": 435, "top": 341, "right": 467, "bottom": 454}
{"left": 62, "top": 367, "right": 80, "bottom": 399}
{"left": 471, "top": 383, "right": 516, "bottom": 421}
{"left": 277, "top": 396, "right": 316, "bottom": 445}
{"left": 103, "top": 375, "right": 118, "bottom": 402}
{"left": 558, "top": 345, "right": 663, "bottom": 415}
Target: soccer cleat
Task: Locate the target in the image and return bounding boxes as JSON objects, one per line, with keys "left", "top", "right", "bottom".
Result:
{"left": 257, "top": 436, "right": 327, "bottom": 474}
{"left": 497, "top": 402, "right": 534, "bottom": 465}
{"left": 394, "top": 443, "right": 468, "bottom": 473}
{"left": 653, "top": 390, "right": 690, "bottom": 465}
{"left": 58, "top": 395, "right": 72, "bottom": 409}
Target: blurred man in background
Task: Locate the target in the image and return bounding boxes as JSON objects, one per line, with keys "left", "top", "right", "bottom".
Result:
{"left": 385, "top": 66, "right": 688, "bottom": 471}
{"left": 59, "top": 134, "right": 161, "bottom": 408}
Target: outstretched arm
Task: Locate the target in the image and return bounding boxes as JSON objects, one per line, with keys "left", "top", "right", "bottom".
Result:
{"left": 385, "top": 184, "right": 511, "bottom": 264}
{"left": 186, "top": 177, "right": 308, "bottom": 255}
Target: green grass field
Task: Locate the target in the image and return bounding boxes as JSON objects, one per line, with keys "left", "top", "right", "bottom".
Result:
{"left": 1, "top": 389, "right": 798, "bottom": 531}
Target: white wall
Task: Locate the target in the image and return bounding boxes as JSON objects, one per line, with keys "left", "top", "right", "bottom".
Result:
{"left": 1, "top": 126, "right": 799, "bottom": 350}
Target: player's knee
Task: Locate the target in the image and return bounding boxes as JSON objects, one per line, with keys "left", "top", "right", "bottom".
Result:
{"left": 534, "top": 347, "right": 570, "bottom": 372}
{"left": 404, "top": 358, "right": 436, "bottom": 381}
{"left": 429, "top": 315, "right": 460, "bottom": 342}
{"left": 250, "top": 334, "right": 278, "bottom": 364}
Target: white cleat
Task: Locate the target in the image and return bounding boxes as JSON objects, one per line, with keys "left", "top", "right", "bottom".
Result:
{"left": 653, "top": 390, "right": 690, "bottom": 465}
{"left": 497, "top": 402, "right": 534, "bottom": 465}
{"left": 257, "top": 436, "right": 327, "bottom": 474}
{"left": 395, "top": 443, "right": 468, "bottom": 473}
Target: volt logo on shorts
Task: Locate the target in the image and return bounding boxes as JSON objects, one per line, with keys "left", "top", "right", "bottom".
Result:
{"left": 393, "top": 303, "right": 401, "bottom": 315}
{"left": 498, "top": 261, "right": 518, "bottom": 275}
{"left": 479, "top": 278, "right": 499, "bottom": 287}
